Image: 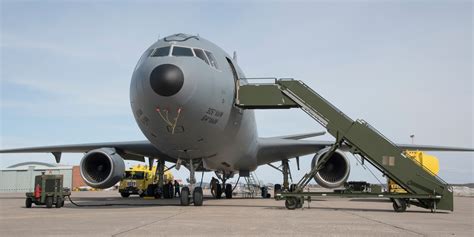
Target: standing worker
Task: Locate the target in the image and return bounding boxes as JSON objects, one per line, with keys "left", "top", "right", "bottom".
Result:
{"left": 174, "top": 180, "right": 180, "bottom": 197}
{"left": 210, "top": 177, "right": 218, "bottom": 198}
{"left": 34, "top": 183, "right": 41, "bottom": 199}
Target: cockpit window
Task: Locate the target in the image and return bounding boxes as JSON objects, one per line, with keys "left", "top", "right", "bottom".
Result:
{"left": 172, "top": 46, "right": 194, "bottom": 57}
{"left": 193, "top": 48, "right": 210, "bottom": 65}
{"left": 205, "top": 51, "right": 218, "bottom": 69}
{"left": 151, "top": 46, "right": 170, "bottom": 57}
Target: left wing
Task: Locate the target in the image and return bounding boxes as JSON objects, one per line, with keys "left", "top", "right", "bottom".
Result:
{"left": 0, "top": 141, "right": 175, "bottom": 163}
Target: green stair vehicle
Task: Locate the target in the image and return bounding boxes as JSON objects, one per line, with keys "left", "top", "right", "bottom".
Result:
{"left": 236, "top": 78, "right": 454, "bottom": 212}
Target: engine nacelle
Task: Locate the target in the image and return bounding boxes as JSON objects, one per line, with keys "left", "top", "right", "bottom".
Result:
{"left": 311, "top": 147, "right": 350, "bottom": 189}
{"left": 80, "top": 148, "right": 125, "bottom": 189}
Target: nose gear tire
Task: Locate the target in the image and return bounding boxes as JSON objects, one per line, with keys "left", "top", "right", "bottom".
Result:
{"left": 180, "top": 187, "right": 190, "bottom": 206}
{"left": 193, "top": 187, "right": 203, "bottom": 206}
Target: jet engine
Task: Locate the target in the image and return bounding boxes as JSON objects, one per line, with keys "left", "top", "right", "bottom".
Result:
{"left": 311, "top": 147, "right": 350, "bottom": 188}
{"left": 80, "top": 148, "right": 125, "bottom": 189}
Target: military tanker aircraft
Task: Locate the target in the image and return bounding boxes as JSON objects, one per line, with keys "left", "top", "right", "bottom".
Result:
{"left": 1, "top": 33, "right": 473, "bottom": 206}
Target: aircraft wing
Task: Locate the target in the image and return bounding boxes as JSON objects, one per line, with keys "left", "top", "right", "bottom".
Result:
{"left": 256, "top": 138, "right": 474, "bottom": 165}
{"left": 256, "top": 138, "right": 328, "bottom": 165}
{"left": 0, "top": 141, "right": 175, "bottom": 163}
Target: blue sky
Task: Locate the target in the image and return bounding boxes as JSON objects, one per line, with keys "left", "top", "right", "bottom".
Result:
{"left": 1, "top": 0, "right": 472, "bottom": 184}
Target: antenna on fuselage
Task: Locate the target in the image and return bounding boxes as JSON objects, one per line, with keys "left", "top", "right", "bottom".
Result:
{"left": 233, "top": 51, "right": 238, "bottom": 62}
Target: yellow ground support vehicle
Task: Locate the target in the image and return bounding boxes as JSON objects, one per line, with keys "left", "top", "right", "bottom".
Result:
{"left": 388, "top": 151, "right": 440, "bottom": 193}
{"left": 119, "top": 164, "right": 173, "bottom": 198}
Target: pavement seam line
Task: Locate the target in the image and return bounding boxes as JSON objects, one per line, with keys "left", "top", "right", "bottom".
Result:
{"left": 317, "top": 202, "right": 426, "bottom": 236}
{"left": 346, "top": 210, "right": 426, "bottom": 236}
{"left": 111, "top": 209, "right": 186, "bottom": 237}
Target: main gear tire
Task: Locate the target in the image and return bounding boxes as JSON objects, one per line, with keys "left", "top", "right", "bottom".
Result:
{"left": 216, "top": 184, "right": 222, "bottom": 199}
{"left": 225, "top": 184, "right": 232, "bottom": 199}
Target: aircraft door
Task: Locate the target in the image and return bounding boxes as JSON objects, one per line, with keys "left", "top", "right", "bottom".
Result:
{"left": 226, "top": 57, "right": 239, "bottom": 103}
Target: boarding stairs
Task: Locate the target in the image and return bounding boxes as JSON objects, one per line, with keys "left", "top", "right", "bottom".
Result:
{"left": 235, "top": 78, "right": 453, "bottom": 211}
{"left": 243, "top": 172, "right": 262, "bottom": 198}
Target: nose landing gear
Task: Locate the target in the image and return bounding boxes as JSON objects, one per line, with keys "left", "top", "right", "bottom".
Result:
{"left": 180, "top": 158, "right": 203, "bottom": 206}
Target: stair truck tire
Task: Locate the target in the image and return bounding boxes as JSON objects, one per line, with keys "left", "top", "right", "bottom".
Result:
{"left": 392, "top": 198, "right": 407, "bottom": 212}
{"left": 285, "top": 197, "right": 297, "bottom": 210}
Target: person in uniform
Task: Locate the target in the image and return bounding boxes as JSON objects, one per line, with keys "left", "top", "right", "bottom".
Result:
{"left": 174, "top": 180, "right": 180, "bottom": 197}
{"left": 210, "top": 177, "right": 218, "bottom": 198}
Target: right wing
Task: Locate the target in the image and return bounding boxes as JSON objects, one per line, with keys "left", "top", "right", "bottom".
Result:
{"left": 256, "top": 138, "right": 474, "bottom": 166}
{"left": 256, "top": 138, "right": 329, "bottom": 165}
{"left": 0, "top": 141, "right": 175, "bottom": 163}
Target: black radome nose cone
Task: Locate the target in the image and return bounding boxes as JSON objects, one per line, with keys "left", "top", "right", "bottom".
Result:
{"left": 150, "top": 64, "right": 184, "bottom": 97}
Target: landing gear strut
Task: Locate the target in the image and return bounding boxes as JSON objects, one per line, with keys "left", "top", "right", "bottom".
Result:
{"left": 281, "top": 141, "right": 343, "bottom": 210}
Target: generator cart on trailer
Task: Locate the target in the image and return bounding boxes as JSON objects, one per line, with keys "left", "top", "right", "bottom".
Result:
{"left": 25, "top": 173, "right": 71, "bottom": 208}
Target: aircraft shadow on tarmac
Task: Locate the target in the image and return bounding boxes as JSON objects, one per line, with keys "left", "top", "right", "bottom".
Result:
{"left": 15, "top": 194, "right": 449, "bottom": 213}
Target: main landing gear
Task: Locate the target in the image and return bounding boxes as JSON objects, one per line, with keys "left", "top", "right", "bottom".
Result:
{"left": 214, "top": 171, "right": 234, "bottom": 199}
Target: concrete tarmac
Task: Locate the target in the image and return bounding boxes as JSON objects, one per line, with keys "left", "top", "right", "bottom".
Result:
{"left": 0, "top": 191, "right": 472, "bottom": 236}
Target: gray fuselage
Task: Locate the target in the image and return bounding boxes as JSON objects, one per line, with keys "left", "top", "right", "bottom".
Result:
{"left": 130, "top": 34, "right": 258, "bottom": 172}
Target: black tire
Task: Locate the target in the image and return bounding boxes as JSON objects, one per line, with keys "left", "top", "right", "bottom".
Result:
{"left": 120, "top": 192, "right": 130, "bottom": 198}
{"left": 193, "top": 187, "right": 203, "bottom": 206}
{"left": 55, "top": 197, "right": 63, "bottom": 208}
{"left": 274, "top": 184, "right": 282, "bottom": 196}
{"left": 285, "top": 198, "right": 297, "bottom": 210}
{"left": 46, "top": 196, "right": 53, "bottom": 208}
{"left": 180, "top": 187, "right": 190, "bottom": 206}
{"left": 216, "top": 184, "right": 222, "bottom": 199}
{"left": 25, "top": 198, "right": 32, "bottom": 208}
{"left": 225, "top": 184, "right": 232, "bottom": 199}
{"left": 163, "top": 184, "right": 169, "bottom": 198}
{"left": 296, "top": 198, "right": 303, "bottom": 209}
{"left": 261, "top": 187, "right": 268, "bottom": 198}
{"left": 60, "top": 199, "right": 65, "bottom": 208}
{"left": 290, "top": 184, "right": 297, "bottom": 192}
{"left": 392, "top": 199, "right": 407, "bottom": 212}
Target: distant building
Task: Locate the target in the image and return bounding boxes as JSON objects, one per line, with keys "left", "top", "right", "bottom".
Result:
{"left": 0, "top": 162, "right": 85, "bottom": 193}
{"left": 72, "top": 166, "right": 86, "bottom": 188}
